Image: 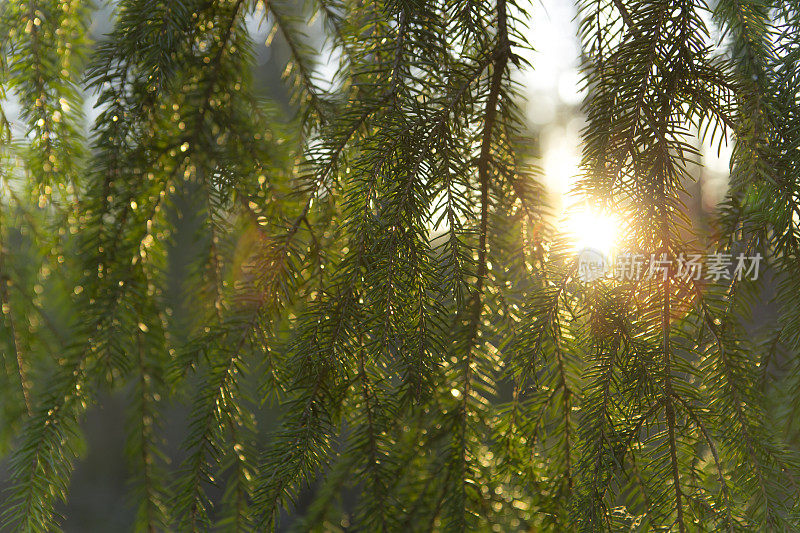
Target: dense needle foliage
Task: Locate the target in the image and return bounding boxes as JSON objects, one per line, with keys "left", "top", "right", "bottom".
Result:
{"left": 1, "top": 0, "right": 799, "bottom": 530}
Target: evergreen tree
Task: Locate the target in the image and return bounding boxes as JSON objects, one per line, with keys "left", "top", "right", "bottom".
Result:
{"left": 0, "top": 0, "right": 799, "bottom": 530}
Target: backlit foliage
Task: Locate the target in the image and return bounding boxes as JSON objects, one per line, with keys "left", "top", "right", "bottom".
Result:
{"left": 0, "top": 0, "right": 799, "bottom": 531}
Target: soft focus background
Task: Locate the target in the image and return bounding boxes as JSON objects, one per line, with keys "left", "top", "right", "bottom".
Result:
{"left": 1, "top": 1, "right": 758, "bottom": 530}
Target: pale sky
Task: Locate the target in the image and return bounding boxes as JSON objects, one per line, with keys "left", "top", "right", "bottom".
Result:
{"left": 514, "top": 0, "right": 730, "bottom": 213}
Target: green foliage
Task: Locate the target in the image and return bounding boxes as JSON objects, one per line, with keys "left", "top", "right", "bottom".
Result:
{"left": 0, "top": 0, "right": 799, "bottom": 531}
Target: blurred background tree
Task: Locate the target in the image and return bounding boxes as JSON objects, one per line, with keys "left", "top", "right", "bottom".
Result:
{"left": 0, "top": 0, "right": 799, "bottom": 531}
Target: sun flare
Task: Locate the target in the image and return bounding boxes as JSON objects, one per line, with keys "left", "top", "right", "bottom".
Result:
{"left": 562, "top": 207, "right": 621, "bottom": 258}
{"left": 540, "top": 129, "right": 622, "bottom": 257}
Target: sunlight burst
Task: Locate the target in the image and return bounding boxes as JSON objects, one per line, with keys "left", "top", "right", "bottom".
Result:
{"left": 562, "top": 207, "right": 621, "bottom": 258}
